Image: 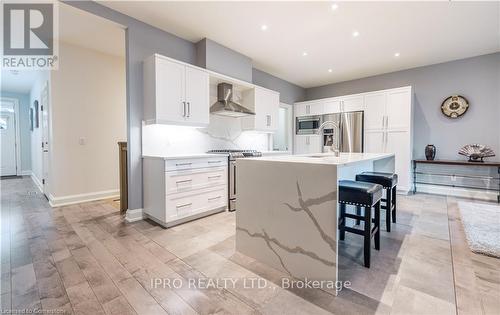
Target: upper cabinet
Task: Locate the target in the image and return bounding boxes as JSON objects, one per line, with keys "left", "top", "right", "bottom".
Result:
{"left": 295, "top": 101, "right": 323, "bottom": 116}
{"left": 364, "top": 88, "right": 412, "bottom": 131}
{"left": 295, "top": 94, "right": 364, "bottom": 117}
{"left": 341, "top": 95, "right": 364, "bottom": 112}
{"left": 143, "top": 55, "right": 209, "bottom": 127}
{"left": 241, "top": 87, "right": 280, "bottom": 132}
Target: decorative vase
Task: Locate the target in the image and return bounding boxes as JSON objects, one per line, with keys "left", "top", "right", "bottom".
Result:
{"left": 425, "top": 145, "right": 436, "bottom": 160}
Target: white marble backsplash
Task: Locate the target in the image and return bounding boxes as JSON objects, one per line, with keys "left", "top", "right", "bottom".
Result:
{"left": 142, "top": 114, "right": 270, "bottom": 156}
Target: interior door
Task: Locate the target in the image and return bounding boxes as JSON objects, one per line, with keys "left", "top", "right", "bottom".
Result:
{"left": 41, "top": 81, "right": 50, "bottom": 196}
{"left": 0, "top": 102, "right": 17, "bottom": 176}
{"left": 185, "top": 66, "right": 209, "bottom": 125}
{"left": 156, "top": 58, "right": 185, "bottom": 123}
{"left": 363, "top": 92, "right": 386, "bottom": 130}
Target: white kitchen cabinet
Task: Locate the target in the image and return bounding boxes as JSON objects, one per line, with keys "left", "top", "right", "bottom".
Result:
{"left": 341, "top": 95, "right": 364, "bottom": 112}
{"left": 294, "top": 135, "right": 321, "bottom": 154}
{"left": 295, "top": 101, "right": 323, "bottom": 117}
{"left": 363, "top": 87, "right": 413, "bottom": 192}
{"left": 323, "top": 99, "right": 341, "bottom": 114}
{"left": 363, "top": 92, "right": 386, "bottom": 130}
{"left": 143, "top": 155, "right": 228, "bottom": 228}
{"left": 143, "top": 54, "right": 209, "bottom": 127}
{"left": 241, "top": 87, "right": 280, "bottom": 132}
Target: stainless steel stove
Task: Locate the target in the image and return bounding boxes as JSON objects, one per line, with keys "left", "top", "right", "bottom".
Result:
{"left": 207, "top": 150, "right": 262, "bottom": 211}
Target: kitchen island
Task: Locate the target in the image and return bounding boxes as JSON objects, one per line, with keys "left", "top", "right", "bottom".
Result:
{"left": 235, "top": 152, "right": 395, "bottom": 292}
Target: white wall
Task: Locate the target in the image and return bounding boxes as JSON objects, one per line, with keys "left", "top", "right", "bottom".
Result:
{"left": 142, "top": 114, "right": 270, "bottom": 156}
{"left": 49, "top": 42, "right": 126, "bottom": 204}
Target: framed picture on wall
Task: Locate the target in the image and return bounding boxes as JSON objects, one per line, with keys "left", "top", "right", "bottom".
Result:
{"left": 34, "top": 100, "right": 39, "bottom": 128}
{"left": 29, "top": 108, "right": 34, "bottom": 131}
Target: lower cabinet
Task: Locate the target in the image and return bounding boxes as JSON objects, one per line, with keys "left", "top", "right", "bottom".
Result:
{"left": 294, "top": 135, "right": 322, "bottom": 154}
{"left": 143, "top": 156, "right": 228, "bottom": 227}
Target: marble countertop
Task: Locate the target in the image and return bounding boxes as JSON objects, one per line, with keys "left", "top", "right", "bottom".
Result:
{"left": 242, "top": 152, "right": 394, "bottom": 166}
{"left": 142, "top": 153, "right": 228, "bottom": 160}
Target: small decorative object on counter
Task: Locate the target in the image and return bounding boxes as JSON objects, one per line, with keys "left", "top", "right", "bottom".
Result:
{"left": 441, "top": 95, "right": 469, "bottom": 119}
{"left": 458, "top": 144, "right": 495, "bottom": 162}
{"left": 425, "top": 144, "right": 436, "bottom": 160}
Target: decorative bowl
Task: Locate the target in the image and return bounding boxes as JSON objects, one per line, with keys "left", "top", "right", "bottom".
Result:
{"left": 458, "top": 144, "right": 495, "bottom": 162}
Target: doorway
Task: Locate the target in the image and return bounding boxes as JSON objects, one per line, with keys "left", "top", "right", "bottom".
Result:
{"left": 272, "top": 103, "right": 293, "bottom": 152}
{"left": 0, "top": 98, "right": 21, "bottom": 176}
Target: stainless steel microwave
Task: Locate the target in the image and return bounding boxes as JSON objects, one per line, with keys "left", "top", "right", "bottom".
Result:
{"left": 296, "top": 116, "right": 322, "bottom": 135}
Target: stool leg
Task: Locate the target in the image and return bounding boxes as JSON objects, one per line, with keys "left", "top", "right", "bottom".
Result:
{"left": 385, "top": 188, "right": 392, "bottom": 232}
{"left": 374, "top": 201, "right": 380, "bottom": 251}
{"left": 392, "top": 186, "right": 397, "bottom": 223}
{"left": 339, "top": 204, "right": 346, "bottom": 241}
{"left": 356, "top": 206, "right": 361, "bottom": 225}
{"left": 364, "top": 206, "right": 371, "bottom": 268}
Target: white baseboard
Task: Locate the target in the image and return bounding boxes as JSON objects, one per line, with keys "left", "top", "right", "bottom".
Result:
{"left": 30, "top": 173, "right": 43, "bottom": 193}
{"left": 48, "top": 189, "right": 119, "bottom": 207}
{"left": 20, "top": 170, "right": 32, "bottom": 176}
{"left": 416, "top": 183, "right": 498, "bottom": 202}
{"left": 125, "top": 208, "right": 144, "bottom": 222}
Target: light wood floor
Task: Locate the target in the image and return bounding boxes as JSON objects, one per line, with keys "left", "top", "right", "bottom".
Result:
{"left": 1, "top": 176, "right": 499, "bottom": 315}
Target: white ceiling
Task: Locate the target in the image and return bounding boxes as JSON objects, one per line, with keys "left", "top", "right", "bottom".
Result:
{"left": 1, "top": 4, "right": 125, "bottom": 94}
{"left": 1, "top": 70, "right": 41, "bottom": 94}
{"left": 99, "top": 1, "right": 500, "bottom": 88}
{"left": 59, "top": 3, "right": 125, "bottom": 57}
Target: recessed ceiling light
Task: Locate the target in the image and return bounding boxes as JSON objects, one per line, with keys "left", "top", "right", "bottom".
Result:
{"left": 261, "top": 24, "right": 268, "bottom": 31}
{"left": 394, "top": 52, "right": 400, "bottom": 57}
{"left": 331, "top": 3, "right": 339, "bottom": 11}
{"left": 328, "top": 69, "right": 333, "bottom": 73}
{"left": 352, "top": 31, "right": 360, "bottom": 37}
{"left": 302, "top": 52, "right": 308, "bottom": 56}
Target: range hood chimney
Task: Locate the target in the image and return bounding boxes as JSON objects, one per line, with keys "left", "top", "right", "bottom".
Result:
{"left": 210, "top": 83, "right": 255, "bottom": 117}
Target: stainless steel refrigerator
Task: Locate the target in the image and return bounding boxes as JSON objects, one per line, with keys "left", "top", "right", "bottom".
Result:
{"left": 321, "top": 111, "right": 364, "bottom": 153}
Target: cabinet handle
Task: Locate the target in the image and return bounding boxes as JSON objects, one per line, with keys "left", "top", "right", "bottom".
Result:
{"left": 176, "top": 202, "right": 192, "bottom": 209}
{"left": 182, "top": 101, "right": 186, "bottom": 117}
{"left": 208, "top": 160, "right": 222, "bottom": 164}
{"left": 176, "top": 179, "right": 192, "bottom": 184}
{"left": 385, "top": 116, "right": 389, "bottom": 128}
{"left": 208, "top": 196, "right": 222, "bottom": 201}
{"left": 176, "top": 162, "right": 192, "bottom": 166}
{"left": 208, "top": 175, "right": 221, "bottom": 179}
{"left": 186, "top": 102, "right": 191, "bottom": 118}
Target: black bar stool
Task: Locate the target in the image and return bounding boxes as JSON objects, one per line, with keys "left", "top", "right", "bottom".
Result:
{"left": 356, "top": 172, "right": 398, "bottom": 232}
{"left": 338, "top": 180, "right": 383, "bottom": 268}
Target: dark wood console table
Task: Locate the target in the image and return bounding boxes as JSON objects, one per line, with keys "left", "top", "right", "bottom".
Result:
{"left": 413, "top": 159, "right": 500, "bottom": 203}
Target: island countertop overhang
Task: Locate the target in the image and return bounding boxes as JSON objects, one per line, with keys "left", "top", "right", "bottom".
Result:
{"left": 240, "top": 152, "right": 395, "bottom": 167}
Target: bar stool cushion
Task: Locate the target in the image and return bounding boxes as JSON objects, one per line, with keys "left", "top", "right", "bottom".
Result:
{"left": 339, "top": 180, "right": 383, "bottom": 207}
{"left": 356, "top": 172, "right": 398, "bottom": 189}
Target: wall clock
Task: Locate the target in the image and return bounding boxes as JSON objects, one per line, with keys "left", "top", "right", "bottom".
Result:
{"left": 441, "top": 95, "right": 469, "bottom": 119}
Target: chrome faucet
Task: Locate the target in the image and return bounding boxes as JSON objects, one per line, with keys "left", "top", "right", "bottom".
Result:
{"left": 316, "top": 121, "right": 340, "bottom": 157}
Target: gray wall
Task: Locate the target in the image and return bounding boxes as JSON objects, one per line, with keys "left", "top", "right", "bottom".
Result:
{"left": 306, "top": 53, "right": 500, "bottom": 160}
{"left": 65, "top": 1, "right": 305, "bottom": 211}
{"left": 196, "top": 38, "right": 253, "bottom": 82}
{"left": 252, "top": 69, "right": 306, "bottom": 104}
{"left": 0, "top": 91, "right": 31, "bottom": 172}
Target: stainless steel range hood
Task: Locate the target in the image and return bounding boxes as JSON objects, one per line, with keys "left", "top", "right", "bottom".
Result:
{"left": 210, "top": 83, "right": 255, "bottom": 117}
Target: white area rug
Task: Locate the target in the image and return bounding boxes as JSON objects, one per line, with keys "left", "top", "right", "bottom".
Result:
{"left": 458, "top": 201, "right": 500, "bottom": 258}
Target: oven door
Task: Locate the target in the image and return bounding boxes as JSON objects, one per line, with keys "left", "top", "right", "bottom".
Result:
{"left": 229, "top": 159, "right": 236, "bottom": 211}
{"left": 296, "top": 116, "right": 321, "bottom": 135}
